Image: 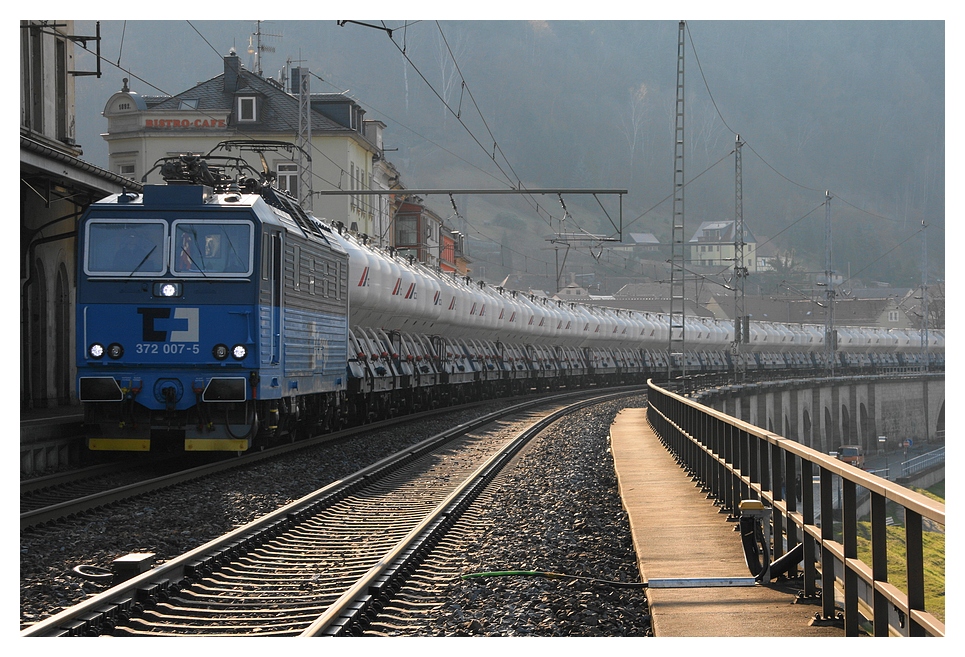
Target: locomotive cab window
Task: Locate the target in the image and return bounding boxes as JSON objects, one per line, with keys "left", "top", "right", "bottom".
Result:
{"left": 173, "top": 221, "right": 254, "bottom": 276}
{"left": 85, "top": 220, "right": 166, "bottom": 276}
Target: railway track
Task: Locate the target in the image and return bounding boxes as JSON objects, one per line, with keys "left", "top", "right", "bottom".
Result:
{"left": 20, "top": 398, "right": 504, "bottom": 530}
{"left": 20, "top": 457, "right": 206, "bottom": 522}
{"left": 21, "top": 389, "right": 637, "bottom": 637}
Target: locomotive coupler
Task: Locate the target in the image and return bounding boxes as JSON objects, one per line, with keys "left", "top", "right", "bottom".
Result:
{"left": 161, "top": 384, "right": 179, "bottom": 412}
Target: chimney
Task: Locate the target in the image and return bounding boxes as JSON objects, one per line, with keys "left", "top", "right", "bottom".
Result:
{"left": 224, "top": 49, "right": 241, "bottom": 93}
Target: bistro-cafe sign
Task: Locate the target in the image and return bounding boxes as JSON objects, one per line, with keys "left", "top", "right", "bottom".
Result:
{"left": 145, "top": 116, "right": 227, "bottom": 129}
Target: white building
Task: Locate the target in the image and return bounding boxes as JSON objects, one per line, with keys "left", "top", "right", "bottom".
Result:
{"left": 102, "top": 50, "right": 385, "bottom": 234}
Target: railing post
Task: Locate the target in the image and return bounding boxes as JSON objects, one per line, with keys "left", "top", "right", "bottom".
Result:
{"left": 819, "top": 468, "right": 837, "bottom": 621}
{"left": 905, "top": 510, "right": 926, "bottom": 637}
{"left": 747, "top": 431, "right": 760, "bottom": 497}
{"left": 698, "top": 412, "right": 710, "bottom": 494}
{"left": 801, "top": 458, "right": 820, "bottom": 598}
{"left": 724, "top": 422, "right": 738, "bottom": 518}
{"left": 770, "top": 441, "right": 785, "bottom": 562}
{"left": 870, "top": 491, "right": 890, "bottom": 636}
{"left": 843, "top": 477, "right": 859, "bottom": 636}
{"left": 643, "top": 380, "right": 943, "bottom": 637}
{"left": 783, "top": 450, "right": 799, "bottom": 574}
{"left": 708, "top": 419, "right": 724, "bottom": 507}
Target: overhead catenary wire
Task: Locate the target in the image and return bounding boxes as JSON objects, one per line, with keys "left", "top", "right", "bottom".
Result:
{"left": 373, "top": 21, "right": 619, "bottom": 275}
{"left": 390, "top": 21, "right": 615, "bottom": 245}
{"left": 75, "top": 21, "right": 728, "bottom": 284}
{"left": 74, "top": 20, "right": 938, "bottom": 287}
{"left": 328, "top": 20, "right": 605, "bottom": 279}
{"left": 72, "top": 22, "right": 350, "bottom": 195}
{"left": 685, "top": 22, "right": 929, "bottom": 237}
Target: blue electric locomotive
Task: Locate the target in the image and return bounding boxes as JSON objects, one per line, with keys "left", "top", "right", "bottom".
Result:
{"left": 77, "top": 149, "right": 349, "bottom": 451}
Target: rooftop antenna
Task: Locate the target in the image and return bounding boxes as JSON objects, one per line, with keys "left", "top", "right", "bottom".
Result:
{"left": 248, "top": 20, "right": 280, "bottom": 77}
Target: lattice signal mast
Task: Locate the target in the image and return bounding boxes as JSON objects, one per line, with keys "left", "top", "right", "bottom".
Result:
{"left": 920, "top": 221, "right": 929, "bottom": 372}
{"left": 823, "top": 191, "right": 836, "bottom": 376}
{"left": 294, "top": 66, "right": 313, "bottom": 212}
{"left": 733, "top": 136, "right": 747, "bottom": 383}
{"left": 669, "top": 20, "right": 687, "bottom": 383}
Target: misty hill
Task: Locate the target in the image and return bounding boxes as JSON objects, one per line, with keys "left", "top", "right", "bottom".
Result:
{"left": 72, "top": 20, "right": 944, "bottom": 292}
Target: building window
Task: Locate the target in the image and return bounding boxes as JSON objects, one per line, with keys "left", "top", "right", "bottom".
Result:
{"left": 237, "top": 96, "right": 257, "bottom": 122}
{"left": 55, "top": 38, "right": 68, "bottom": 141}
{"left": 396, "top": 216, "right": 418, "bottom": 245}
{"left": 349, "top": 163, "right": 356, "bottom": 209}
{"left": 179, "top": 99, "right": 199, "bottom": 110}
{"left": 277, "top": 163, "right": 298, "bottom": 199}
{"left": 118, "top": 163, "right": 136, "bottom": 178}
{"left": 363, "top": 170, "right": 370, "bottom": 216}
{"left": 888, "top": 310, "right": 900, "bottom": 323}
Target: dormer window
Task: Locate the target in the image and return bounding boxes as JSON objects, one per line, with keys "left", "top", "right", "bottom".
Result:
{"left": 237, "top": 96, "right": 257, "bottom": 122}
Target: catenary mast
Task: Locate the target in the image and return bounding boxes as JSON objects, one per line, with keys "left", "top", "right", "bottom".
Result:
{"left": 669, "top": 20, "right": 686, "bottom": 384}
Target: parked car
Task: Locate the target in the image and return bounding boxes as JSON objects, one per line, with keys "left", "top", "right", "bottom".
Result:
{"left": 837, "top": 445, "right": 865, "bottom": 468}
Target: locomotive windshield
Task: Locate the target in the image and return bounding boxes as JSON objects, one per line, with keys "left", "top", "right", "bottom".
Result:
{"left": 173, "top": 221, "right": 253, "bottom": 276}
{"left": 85, "top": 221, "right": 166, "bottom": 276}
{"left": 84, "top": 219, "right": 254, "bottom": 277}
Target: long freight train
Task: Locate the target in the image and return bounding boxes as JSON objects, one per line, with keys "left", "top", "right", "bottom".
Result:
{"left": 76, "top": 145, "right": 944, "bottom": 452}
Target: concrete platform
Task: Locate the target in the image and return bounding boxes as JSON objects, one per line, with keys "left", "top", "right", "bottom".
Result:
{"left": 21, "top": 405, "right": 85, "bottom": 443}
{"left": 609, "top": 407, "right": 843, "bottom": 637}
{"left": 20, "top": 405, "right": 87, "bottom": 474}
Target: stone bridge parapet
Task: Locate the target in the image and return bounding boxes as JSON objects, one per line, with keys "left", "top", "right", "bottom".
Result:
{"left": 694, "top": 373, "right": 945, "bottom": 456}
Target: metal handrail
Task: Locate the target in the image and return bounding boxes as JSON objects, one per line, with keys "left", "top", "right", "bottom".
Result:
{"left": 646, "top": 379, "right": 944, "bottom": 637}
{"left": 901, "top": 447, "right": 944, "bottom": 478}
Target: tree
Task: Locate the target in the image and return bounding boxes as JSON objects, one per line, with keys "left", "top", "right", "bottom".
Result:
{"left": 619, "top": 83, "right": 648, "bottom": 190}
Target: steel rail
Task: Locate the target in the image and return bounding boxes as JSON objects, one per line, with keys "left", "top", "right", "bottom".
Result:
{"left": 21, "top": 387, "right": 642, "bottom": 637}
{"left": 19, "top": 397, "right": 498, "bottom": 530}
{"left": 21, "top": 461, "right": 136, "bottom": 495}
{"left": 301, "top": 391, "right": 631, "bottom": 635}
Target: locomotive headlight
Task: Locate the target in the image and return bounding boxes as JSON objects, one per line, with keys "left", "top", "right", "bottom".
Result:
{"left": 153, "top": 282, "right": 182, "bottom": 298}
{"left": 213, "top": 344, "right": 229, "bottom": 360}
{"left": 231, "top": 344, "right": 248, "bottom": 360}
{"left": 107, "top": 343, "right": 124, "bottom": 359}
{"left": 89, "top": 343, "right": 105, "bottom": 359}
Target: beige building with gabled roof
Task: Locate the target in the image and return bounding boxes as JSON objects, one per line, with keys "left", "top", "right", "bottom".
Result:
{"left": 101, "top": 50, "right": 388, "bottom": 236}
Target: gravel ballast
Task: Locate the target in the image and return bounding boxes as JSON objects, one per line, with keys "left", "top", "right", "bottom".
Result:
{"left": 21, "top": 395, "right": 651, "bottom": 636}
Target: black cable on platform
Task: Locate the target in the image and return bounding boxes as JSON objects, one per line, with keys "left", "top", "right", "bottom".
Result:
{"left": 461, "top": 570, "right": 647, "bottom": 589}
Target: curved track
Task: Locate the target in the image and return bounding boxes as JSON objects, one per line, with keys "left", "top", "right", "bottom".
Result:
{"left": 20, "top": 399, "right": 503, "bottom": 530}
{"left": 21, "top": 389, "right": 638, "bottom": 637}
